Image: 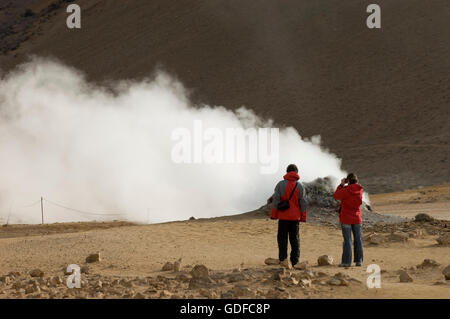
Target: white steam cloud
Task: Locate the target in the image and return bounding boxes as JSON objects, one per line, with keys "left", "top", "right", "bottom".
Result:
{"left": 0, "top": 58, "right": 346, "bottom": 224}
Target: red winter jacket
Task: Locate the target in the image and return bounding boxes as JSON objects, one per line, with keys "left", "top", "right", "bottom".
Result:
{"left": 270, "top": 171, "right": 307, "bottom": 221}
{"left": 333, "top": 183, "right": 363, "bottom": 224}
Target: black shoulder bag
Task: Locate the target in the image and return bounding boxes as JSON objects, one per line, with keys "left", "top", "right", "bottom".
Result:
{"left": 277, "top": 183, "right": 298, "bottom": 211}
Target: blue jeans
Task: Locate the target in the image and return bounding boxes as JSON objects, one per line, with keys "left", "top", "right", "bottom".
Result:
{"left": 341, "top": 223, "right": 363, "bottom": 265}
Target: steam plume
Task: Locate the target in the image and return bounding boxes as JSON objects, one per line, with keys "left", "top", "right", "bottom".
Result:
{"left": 0, "top": 58, "right": 346, "bottom": 224}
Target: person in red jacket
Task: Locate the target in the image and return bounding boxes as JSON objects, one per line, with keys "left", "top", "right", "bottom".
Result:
{"left": 333, "top": 173, "right": 364, "bottom": 267}
{"left": 270, "top": 164, "right": 308, "bottom": 268}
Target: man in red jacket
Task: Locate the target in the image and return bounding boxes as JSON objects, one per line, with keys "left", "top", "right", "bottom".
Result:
{"left": 333, "top": 173, "right": 364, "bottom": 267}
{"left": 270, "top": 164, "right": 308, "bottom": 268}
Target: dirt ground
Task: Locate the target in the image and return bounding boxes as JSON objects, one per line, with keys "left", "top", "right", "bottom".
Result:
{"left": 1, "top": 186, "right": 449, "bottom": 299}
{"left": 371, "top": 184, "right": 450, "bottom": 221}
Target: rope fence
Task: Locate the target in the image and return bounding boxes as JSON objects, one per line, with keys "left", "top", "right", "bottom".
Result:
{"left": 2, "top": 197, "right": 126, "bottom": 224}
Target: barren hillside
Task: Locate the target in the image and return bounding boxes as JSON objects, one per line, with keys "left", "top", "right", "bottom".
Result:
{"left": 1, "top": 0, "right": 449, "bottom": 193}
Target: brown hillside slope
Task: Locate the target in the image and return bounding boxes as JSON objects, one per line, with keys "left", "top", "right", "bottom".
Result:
{"left": 0, "top": 0, "right": 449, "bottom": 193}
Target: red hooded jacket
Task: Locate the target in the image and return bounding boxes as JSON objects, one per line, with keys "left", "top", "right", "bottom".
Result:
{"left": 333, "top": 183, "right": 363, "bottom": 224}
{"left": 270, "top": 171, "right": 307, "bottom": 221}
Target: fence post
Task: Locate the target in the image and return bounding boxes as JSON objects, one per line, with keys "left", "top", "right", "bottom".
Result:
{"left": 41, "top": 197, "right": 44, "bottom": 224}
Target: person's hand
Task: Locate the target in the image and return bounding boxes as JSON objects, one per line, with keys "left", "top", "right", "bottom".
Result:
{"left": 341, "top": 178, "right": 346, "bottom": 186}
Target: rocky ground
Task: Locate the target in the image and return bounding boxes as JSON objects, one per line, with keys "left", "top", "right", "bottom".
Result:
{"left": 1, "top": 182, "right": 449, "bottom": 299}
{"left": 255, "top": 177, "right": 407, "bottom": 227}
{"left": 0, "top": 211, "right": 449, "bottom": 299}
{"left": 1, "top": 250, "right": 449, "bottom": 299}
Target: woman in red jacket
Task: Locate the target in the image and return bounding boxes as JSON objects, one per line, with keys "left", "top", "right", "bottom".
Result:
{"left": 333, "top": 173, "right": 364, "bottom": 267}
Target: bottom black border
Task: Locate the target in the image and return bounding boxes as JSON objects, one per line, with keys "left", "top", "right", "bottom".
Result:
{"left": 1, "top": 299, "right": 448, "bottom": 318}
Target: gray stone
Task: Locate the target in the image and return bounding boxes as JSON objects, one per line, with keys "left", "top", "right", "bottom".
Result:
{"left": 85, "top": 253, "right": 101, "bottom": 263}
{"left": 173, "top": 259, "right": 182, "bottom": 272}
{"left": 294, "top": 261, "right": 309, "bottom": 270}
{"left": 364, "top": 233, "right": 385, "bottom": 245}
{"left": 328, "top": 278, "right": 342, "bottom": 286}
{"left": 418, "top": 259, "right": 440, "bottom": 268}
{"left": 317, "top": 255, "right": 333, "bottom": 266}
{"left": 414, "top": 213, "right": 434, "bottom": 222}
{"left": 264, "top": 258, "right": 279, "bottom": 265}
{"left": 161, "top": 262, "right": 174, "bottom": 271}
{"left": 443, "top": 265, "right": 450, "bottom": 280}
{"left": 29, "top": 269, "right": 44, "bottom": 278}
{"left": 436, "top": 233, "right": 450, "bottom": 246}
{"left": 0, "top": 276, "right": 11, "bottom": 285}
{"left": 190, "top": 265, "right": 209, "bottom": 279}
{"left": 399, "top": 270, "right": 413, "bottom": 283}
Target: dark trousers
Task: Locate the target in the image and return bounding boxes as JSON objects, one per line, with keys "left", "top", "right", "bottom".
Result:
{"left": 277, "top": 220, "right": 300, "bottom": 265}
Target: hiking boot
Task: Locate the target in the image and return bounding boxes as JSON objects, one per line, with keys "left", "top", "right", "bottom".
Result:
{"left": 355, "top": 262, "right": 362, "bottom": 267}
{"left": 338, "top": 263, "right": 351, "bottom": 268}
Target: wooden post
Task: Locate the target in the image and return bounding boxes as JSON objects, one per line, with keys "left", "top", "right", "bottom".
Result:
{"left": 41, "top": 197, "right": 44, "bottom": 224}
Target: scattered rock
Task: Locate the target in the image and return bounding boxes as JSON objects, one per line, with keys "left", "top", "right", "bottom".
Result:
{"left": 94, "top": 280, "right": 103, "bottom": 289}
{"left": 29, "top": 269, "right": 44, "bottom": 278}
{"left": 189, "top": 216, "right": 196, "bottom": 220}
{"left": 133, "top": 292, "right": 146, "bottom": 299}
{"left": 415, "top": 213, "right": 434, "bottom": 222}
{"left": 173, "top": 259, "right": 182, "bottom": 272}
{"left": 226, "top": 272, "right": 247, "bottom": 283}
{"left": 299, "top": 278, "right": 312, "bottom": 288}
{"left": 175, "top": 273, "right": 191, "bottom": 282}
{"left": 364, "top": 233, "right": 386, "bottom": 245}
{"left": 7, "top": 271, "right": 20, "bottom": 278}
{"left": 303, "top": 269, "right": 316, "bottom": 279}
{"left": 389, "top": 232, "right": 409, "bottom": 242}
{"left": 436, "top": 233, "right": 450, "bottom": 246}
{"left": 189, "top": 277, "right": 212, "bottom": 289}
{"left": 188, "top": 265, "right": 213, "bottom": 289}
{"left": 443, "top": 265, "right": 450, "bottom": 280}
{"left": 232, "top": 284, "right": 255, "bottom": 297}
{"left": 80, "top": 265, "right": 90, "bottom": 274}
{"left": 25, "top": 285, "right": 41, "bottom": 294}
{"left": 280, "top": 259, "right": 292, "bottom": 269}
{"left": 317, "top": 255, "right": 334, "bottom": 266}
{"left": 190, "top": 265, "right": 209, "bottom": 279}
{"left": 264, "top": 258, "right": 279, "bottom": 266}
{"left": 119, "top": 279, "right": 134, "bottom": 288}
{"left": 145, "top": 288, "right": 158, "bottom": 295}
{"left": 0, "top": 276, "right": 10, "bottom": 285}
{"left": 418, "top": 259, "right": 440, "bottom": 269}
{"left": 265, "top": 288, "right": 290, "bottom": 299}
{"left": 12, "top": 281, "right": 24, "bottom": 290}
{"left": 408, "top": 228, "right": 426, "bottom": 238}
{"left": 220, "top": 291, "right": 233, "bottom": 298}
{"left": 49, "top": 276, "right": 63, "bottom": 287}
{"left": 315, "top": 271, "right": 328, "bottom": 278}
{"left": 327, "top": 276, "right": 350, "bottom": 286}
{"left": 86, "top": 253, "right": 101, "bottom": 263}
{"left": 199, "top": 288, "right": 217, "bottom": 298}
{"left": 399, "top": 270, "right": 413, "bottom": 283}
{"left": 161, "top": 262, "right": 174, "bottom": 271}
{"left": 294, "top": 261, "right": 309, "bottom": 270}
